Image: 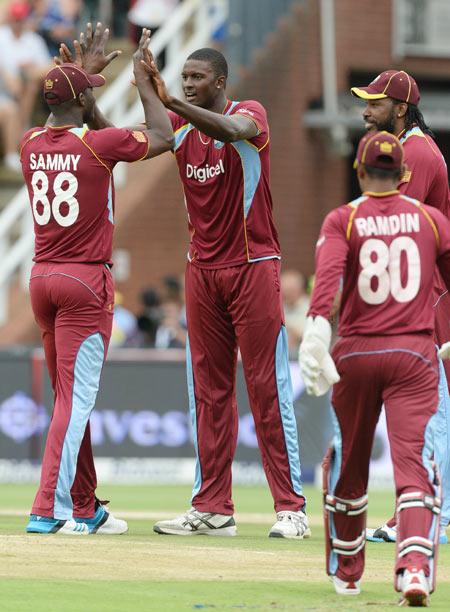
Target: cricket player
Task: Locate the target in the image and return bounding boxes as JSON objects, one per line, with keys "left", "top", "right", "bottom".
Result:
{"left": 138, "top": 47, "right": 309, "bottom": 538}
{"left": 21, "top": 30, "right": 174, "bottom": 534}
{"left": 351, "top": 70, "right": 450, "bottom": 545}
{"left": 299, "top": 131, "right": 450, "bottom": 605}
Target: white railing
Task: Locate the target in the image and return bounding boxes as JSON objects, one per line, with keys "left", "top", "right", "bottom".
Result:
{"left": 0, "top": 0, "right": 227, "bottom": 325}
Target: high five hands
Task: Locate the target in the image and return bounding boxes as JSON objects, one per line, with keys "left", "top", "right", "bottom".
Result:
{"left": 54, "top": 23, "right": 173, "bottom": 107}
{"left": 55, "top": 22, "right": 121, "bottom": 75}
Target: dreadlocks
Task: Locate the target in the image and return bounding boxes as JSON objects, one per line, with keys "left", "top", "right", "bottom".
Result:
{"left": 393, "top": 99, "right": 435, "bottom": 140}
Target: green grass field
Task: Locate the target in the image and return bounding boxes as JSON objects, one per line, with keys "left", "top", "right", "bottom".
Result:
{"left": 1, "top": 484, "right": 449, "bottom": 611}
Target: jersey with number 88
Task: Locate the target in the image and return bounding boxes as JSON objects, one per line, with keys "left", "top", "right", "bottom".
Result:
{"left": 20, "top": 125, "right": 149, "bottom": 264}
{"left": 32, "top": 170, "right": 79, "bottom": 227}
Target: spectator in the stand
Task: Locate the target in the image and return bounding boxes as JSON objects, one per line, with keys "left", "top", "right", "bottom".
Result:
{"left": 0, "top": 1, "right": 51, "bottom": 133}
{"left": 110, "top": 291, "right": 138, "bottom": 347}
{"left": 162, "top": 274, "right": 182, "bottom": 302}
{"left": 136, "top": 287, "right": 162, "bottom": 346}
{"left": 29, "top": 0, "right": 81, "bottom": 58}
{"left": 0, "top": 67, "right": 22, "bottom": 171}
{"left": 154, "top": 299, "right": 187, "bottom": 349}
{"left": 128, "top": 0, "right": 179, "bottom": 69}
{"left": 281, "top": 269, "right": 310, "bottom": 359}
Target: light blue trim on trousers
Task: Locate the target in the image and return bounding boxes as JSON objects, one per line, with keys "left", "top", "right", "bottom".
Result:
{"left": 434, "top": 355, "right": 450, "bottom": 527}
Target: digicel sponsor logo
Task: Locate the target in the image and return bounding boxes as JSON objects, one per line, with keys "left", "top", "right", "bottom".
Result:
{"left": 186, "top": 160, "right": 225, "bottom": 183}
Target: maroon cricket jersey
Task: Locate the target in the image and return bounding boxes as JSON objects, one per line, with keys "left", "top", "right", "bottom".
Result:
{"left": 309, "top": 191, "right": 450, "bottom": 336}
{"left": 399, "top": 126, "right": 450, "bottom": 217}
{"left": 399, "top": 125, "right": 450, "bottom": 299}
{"left": 20, "top": 125, "right": 149, "bottom": 264}
{"left": 169, "top": 99, "right": 280, "bottom": 268}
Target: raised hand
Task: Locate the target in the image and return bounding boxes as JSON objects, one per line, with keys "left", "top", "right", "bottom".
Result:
{"left": 132, "top": 27, "right": 151, "bottom": 70}
{"left": 54, "top": 42, "right": 76, "bottom": 66}
{"left": 136, "top": 33, "right": 172, "bottom": 106}
{"left": 54, "top": 22, "right": 121, "bottom": 74}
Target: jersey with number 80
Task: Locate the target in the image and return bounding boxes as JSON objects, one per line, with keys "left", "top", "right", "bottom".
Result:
{"left": 309, "top": 192, "right": 450, "bottom": 337}
{"left": 20, "top": 125, "right": 149, "bottom": 264}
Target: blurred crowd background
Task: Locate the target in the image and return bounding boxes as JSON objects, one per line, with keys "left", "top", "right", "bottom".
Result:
{"left": 0, "top": 0, "right": 193, "bottom": 172}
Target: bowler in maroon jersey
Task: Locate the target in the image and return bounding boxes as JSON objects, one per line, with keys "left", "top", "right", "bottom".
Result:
{"left": 21, "top": 29, "right": 174, "bottom": 535}
{"left": 299, "top": 131, "right": 450, "bottom": 605}
{"left": 139, "top": 48, "right": 308, "bottom": 538}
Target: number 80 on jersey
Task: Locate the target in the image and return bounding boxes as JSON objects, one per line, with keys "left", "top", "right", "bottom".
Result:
{"left": 358, "top": 237, "right": 421, "bottom": 305}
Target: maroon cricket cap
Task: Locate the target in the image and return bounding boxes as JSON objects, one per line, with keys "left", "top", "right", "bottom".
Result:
{"left": 43, "top": 64, "right": 105, "bottom": 105}
{"left": 354, "top": 131, "right": 404, "bottom": 171}
{"left": 8, "top": 1, "right": 30, "bottom": 20}
{"left": 351, "top": 70, "right": 420, "bottom": 106}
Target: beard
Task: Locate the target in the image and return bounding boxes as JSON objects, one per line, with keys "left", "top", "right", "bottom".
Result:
{"left": 368, "top": 108, "right": 397, "bottom": 134}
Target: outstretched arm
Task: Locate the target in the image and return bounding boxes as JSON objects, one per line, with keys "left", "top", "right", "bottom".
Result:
{"left": 165, "top": 98, "right": 258, "bottom": 142}
{"left": 133, "top": 29, "right": 174, "bottom": 158}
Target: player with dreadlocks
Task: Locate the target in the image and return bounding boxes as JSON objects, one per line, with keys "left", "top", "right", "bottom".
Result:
{"left": 351, "top": 70, "right": 450, "bottom": 545}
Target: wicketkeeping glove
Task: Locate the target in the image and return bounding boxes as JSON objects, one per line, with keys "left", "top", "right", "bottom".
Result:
{"left": 438, "top": 342, "right": 450, "bottom": 360}
{"left": 298, "top": 315, "right": 340, "bottom": 396}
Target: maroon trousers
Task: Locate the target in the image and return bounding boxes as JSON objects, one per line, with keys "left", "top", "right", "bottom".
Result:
{"left": 30, "top": 262, "right": 114, "bottom": 519}
{"left": 386, "top": 291, "right": 450, "bottom": 529}
{"left": 326, "top": 334, "right": 440, "bottom": 584}
{"left": 185, "top": 259, "right": 305, "bottom": 515}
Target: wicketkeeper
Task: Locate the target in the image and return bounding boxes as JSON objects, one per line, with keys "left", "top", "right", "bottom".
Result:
{"left": 299, "top": 130, "right": 450, "bottom": 606}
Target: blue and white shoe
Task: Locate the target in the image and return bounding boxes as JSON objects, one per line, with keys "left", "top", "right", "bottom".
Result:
{"left": 26, "top": 515, "right": 89, "bottom": 535}
{"left": 366, "top": 524, "right": 396, "bottom": 543}
{"left": 367, "top": 524, "right": 448, "bottom": 544}
{"left": 74, "top": 502, "right": 128, "bottom": 535}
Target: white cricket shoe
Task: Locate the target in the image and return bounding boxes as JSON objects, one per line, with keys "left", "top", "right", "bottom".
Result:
{"left": 58, "top": 519, "right": 90, "bottom": 535}
{"left": 153, "top": 508, "right": 237, "bottom": 536}
{"left": 398, "top": 566, "right": 430, "bottom": 607}
{"left": 26, "top": 515, "right": 89, "bottom": 535}
{"left": 366, "top": 523, "right": 397, "bottom": 542}
{"left": 75, "top": 503, "right": 128, "bottom": 535}
{"left": 332, "top": 575, "right": 361, "bottom": 595}
{"left": 94, "top": 510, "right": 128, "bottom": 535}
{"left": 268, "top": 510, "right": 311, "bottom": 539}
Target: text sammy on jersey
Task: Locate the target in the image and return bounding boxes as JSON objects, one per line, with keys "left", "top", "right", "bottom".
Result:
{"left": 29, "top": 153, "right": 81, "bottom": 172}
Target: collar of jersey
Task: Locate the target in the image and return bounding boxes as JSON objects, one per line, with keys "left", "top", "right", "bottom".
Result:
{"left": 363, "top": 190, "right": 400, "bottom": 198}
{"left": 222, "top": 99, "right": 232, "bottom": 115}
{"left": 47, "top": 124, "right": 78, "bottom": 130}
{"left": 396, "top": 123, "right": 419, "bottom": 140}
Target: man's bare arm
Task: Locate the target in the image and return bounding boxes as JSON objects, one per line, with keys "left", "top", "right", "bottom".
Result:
{"left": 132, "top": 29, "right": 174, "bottom": 158}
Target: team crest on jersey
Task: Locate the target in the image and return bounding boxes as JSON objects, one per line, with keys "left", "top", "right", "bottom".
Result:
{"left": 132, "top": 130, "right": 147, "bottom": 143}
{"left": 45, "top": 79, "right": 54, "bottom": 89}
{"left": 401, "top": 168, "right": 411, "bottom": 183}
